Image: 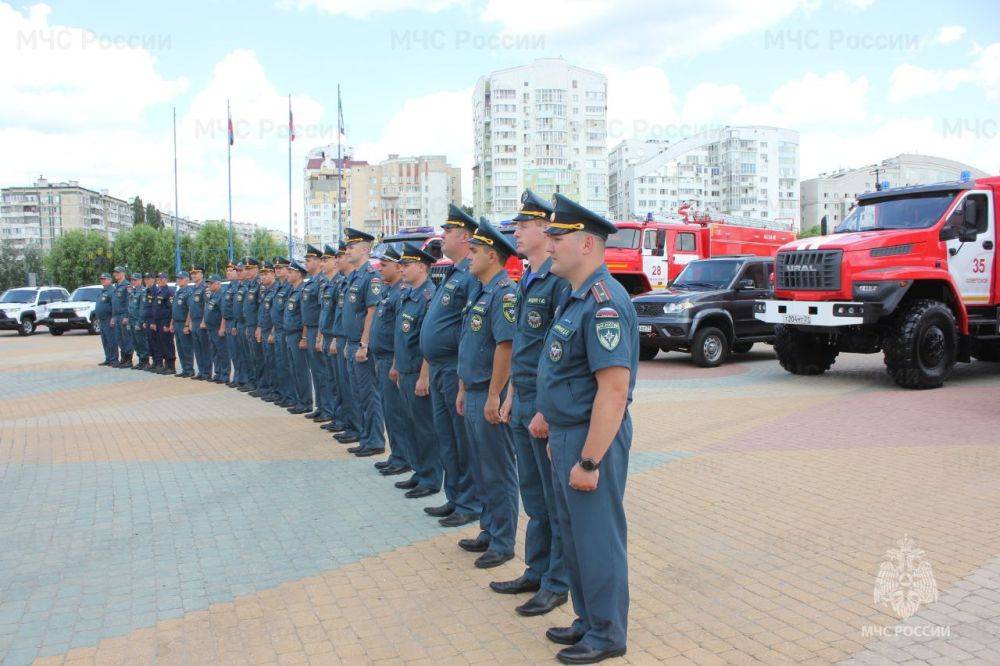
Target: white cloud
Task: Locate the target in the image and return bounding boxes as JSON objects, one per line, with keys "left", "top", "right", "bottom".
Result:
{"left": 282, "top": 0, "right": 468, "bottom": 19}
{"left": 935, "top": 24, "right": 966, "bottom": 44}
{"left": 889, "top": 42, "right": 1000, "bottom": 103}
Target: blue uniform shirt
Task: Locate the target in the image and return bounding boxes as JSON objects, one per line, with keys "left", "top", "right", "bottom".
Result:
{"left": 128, "top": 285, "right": 144, "bottom": 320}
{"left": 259, "top": 283, "right": 275, "bottom": 331}
{"left": 457, "top": 270, "right": 517, "bottom": 391}
{"left": 283, "top": 283, "right": 304, "bottom": 330}
{"left": 95, "top": 285, "right": 114, "bottom": 319}
{"left": 512, "top": 257, "right": 569, "bottom": 398}
{"left": 535, "top": 265, "right": 638, "bottom": 428}
{"left": 370, "top": 280, "right": 405, "bottom": 357}
{"left": 318, "top": 274, "right": 339, "bottom": 334}
{"left": 203, "top": 288, "right": 223, "bottom": 328}
{"left": 331, "top": 276, "right": 349, "bottom": 337}
{"left": 270, "top": 281, "right": 289, "bottom": 332}
{"left": 234, "top": 280, "right": 248, "bottom": 325}
{"left": 171, "top": 285, "right": 192, "bottom": 322}
{"left": 243, "top": 278, "right": 261, "bottom": 327}
{"left": 189, "top": 281, "right": 207, "bottom": 324}
{"left": 111, "top": 280, "right": 129, "bottom": 316}
{"left": 418, "top": 257, "right": 476, "bottom": 363}
{"left": 300, "top": 273, "right": 325, "bottom": 327}
{"left": 142, "top": 286, "right": 155, "bottom": 322}
{"left": 342, "top": 263, "right": 382, "bottom": 342}
{"left": 394, "top": 278, "right": 436, "bottom": 374}
{"left": 220, "top": 282, "right": 236, "bottom": 321}
{"left": 153, "top": 286, "right": 173, "bottom": 321}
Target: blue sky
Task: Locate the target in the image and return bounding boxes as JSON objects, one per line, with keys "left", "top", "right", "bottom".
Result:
{"left": 1, "top": 0, "right": 997, "bottom": 231}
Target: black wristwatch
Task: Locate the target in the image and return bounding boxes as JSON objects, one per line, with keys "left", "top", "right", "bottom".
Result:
{"left": 579, "top": 457, "right": 600, "bottom": 472}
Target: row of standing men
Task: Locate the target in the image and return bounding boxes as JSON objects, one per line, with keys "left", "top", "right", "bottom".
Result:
{"left": 93, "top": 190, "right": 637, "bottom": 665}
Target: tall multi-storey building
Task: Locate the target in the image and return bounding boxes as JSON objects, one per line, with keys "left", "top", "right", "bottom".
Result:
{"left": 800, "top": 154, "right": 988, "bottom": 232}
{"left": 608, "top": 126, "right": 801, "bottom": 228}
{"left": 303, "top": 146, "right": 365, "bottom": 246}
{"left": 0, "top": 177, "right": 133, "bottom": 250}
{"left": 473, "top": 58, "right": 608, "bottom": 222}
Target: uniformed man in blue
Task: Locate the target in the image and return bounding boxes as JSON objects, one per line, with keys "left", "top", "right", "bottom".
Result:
{"left": 110, "top": 266, "right": 132, "bottom": 367}
{"left": 492, "top": 190, "right": 571, "bottom": 617}
{"left": 231, "top": 262, "right": 249, "bottom": 388}
{"left": 269, "top": 257, "right": 293, "bottom": 405}
{"left": 370, "top": 246, "right": 412, "bottom": 475}
{"left": 456, "top": 218, "right": 519, "bottom": 569}
{"left": 220, "top": 262, "right": 239, "bottom": 385}
{"left": 128, "top": 272, "right": 150, "bottom": 370}
{"left": 254, "top": 261, "right": 278, "bottom": 399}
{"left": 153, "top": 272, "right": 176, "bottom": 375}
{"left": 141, "top": 272, "right": 158, "bottom": 372}
{"left": 390, "top": 243, "right": 443, "bottom": 498}
{"left": 239, "top": 257, "right": 262, "bottom": 392}
{"left": 331, "top": 245, "right": 361, "bottom": 444}
{"left": 419, "top": 205, "right": 482, "bottom": 527}
{"left": 203, "top": 275, "right": 228, "bottom": 383}
{"left": 188, "top": 266, "right": 211, "bottom": 380}
{"left": 171, "top": 270, "right": 195, "bottom": 378}
{"left": 533, "top": 194, "right": 637, "bottom": 664}
{"left": 95, "top": 273, "right": 115, "bottom": 366}
{"left": 299, "top": 245, "right": 326, "bottom": 419}
{"left": 341, "top": 228, "right": 386, "bottom": 457}
{"left": 283, "top": 259, "right": 312, "bottom": 414}
{"left": 317, "top": 245, "right": 343, "bottom": 426}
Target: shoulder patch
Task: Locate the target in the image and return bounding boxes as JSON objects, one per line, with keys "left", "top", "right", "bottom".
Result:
{"left": 501, "top": 292, "right": 517, "bottom": 303}
{"left": 596, "top": 307, "right": 619, "bottom": 319}
{"left": 590, "top": 280, "right": 611, "bottom": 304}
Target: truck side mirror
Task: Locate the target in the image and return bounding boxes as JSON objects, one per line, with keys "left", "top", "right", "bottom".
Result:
{"left": 737, "top": 278, "right": 756, "bottom": 290}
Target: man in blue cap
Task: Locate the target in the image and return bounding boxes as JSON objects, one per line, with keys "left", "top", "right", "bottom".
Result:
{"left": 269, "top": 257, "right": 293, "bottom": 405}
{"left": 390, "top": 243, "right": 443, "bottom": 498}
{"left": 492, "top": 189, "right": 571, "bottom": 617}
{"left": 95, "top": 273, "right": 115, "bottom": 366}
{"left": 369, "top": 246, "right": 412, "bottom": 475}
{"left": 283, "top": 259, "right": 312, "bottom": 413}
{"left": 239, "top": 258, "right": 262, "bottom": 391}
{"left": 220, "top": 262, "right": 238, "bottom": 384}
{"left": 302, "top": 245, "right": 330, "bottom": 420}
{"left": 317, "top": 244, "right": 344, "bottom": 426}
{"left": 533, "top": 193, "right": 637, "bottom": 664}
{"left": 341, "top": 228, "right": 385, "bottom": 457}
{"left": 231, "top": 262, "right": 250, "bottom": 388}
{"left": 331, "top": 244, "right": 361, "bottom": 443}
{"left": 127, "top": 272, "right": 149, "bottom": 370}
{"left": 419, "top": 204, "right": 482, "bottom": 527}
{"left": 456, "top": 217, "right": 519, "bottom": 569}
{"left": 141, "top": 272, "right": 159, "bottom": 371}
{"left": 171, "top": 271, "right": 195, "bottom": 377}
{"left": 153, "top": 272, "right": 176, "bottom": 375}
{"left": 203, "top": 274, "right": 228, "bottom": 383}
{"left": 110, "top": 266, "right": 132, "bottom": 367}
{"left": 188, "top": 265, "right": 212, "bottom": 380}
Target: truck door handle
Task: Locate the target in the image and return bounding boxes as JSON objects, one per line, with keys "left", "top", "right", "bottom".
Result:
{"left": 984, "top": 241, "right": 994, "bottom": 250}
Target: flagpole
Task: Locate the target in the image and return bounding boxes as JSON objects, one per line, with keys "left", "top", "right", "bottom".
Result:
{"left": 288, "top": 94, "right": 293, "bottom": 257}
{"left": 227, "top": 99, "right": 234, "bottom": 262}
{"left": 337, "top": 85, "right": 343, "bottom": 241}
{"left": 173, "top": 107, "right": 180, "bottom": 275}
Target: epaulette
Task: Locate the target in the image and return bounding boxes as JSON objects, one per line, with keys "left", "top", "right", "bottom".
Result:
{"left": 590, "top": 279, "right": 611, "bottom": 304}
{"left": 365, "top": 264, "right": 376, "bottom": 273}
{"left": 498, "top": 278, "right": 511, "bottom": 288}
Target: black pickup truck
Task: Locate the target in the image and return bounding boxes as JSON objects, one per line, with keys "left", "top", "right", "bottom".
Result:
{"left": 631, "top": 256, "right": 776, "bottom": 367}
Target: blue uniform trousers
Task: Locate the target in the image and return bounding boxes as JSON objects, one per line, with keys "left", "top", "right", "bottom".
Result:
{"left": 549, "top": 419, "right": 631, "bottom": 652}
{"left": 98, "top": 317, "right": 115, "bottom": 363}
{"left": 173, "top": 325, "right": 194, "bottom": 374}
{"left": 346, "top": 342, "right": 385, "bottom": 452}
{"left": 261, "top": 337, "right": 275, "bottom": 394}
{"left": 226, "top": 324, "right": 243, "bottom": 384}
{"left": 273, "top": 330, "right": 290, "bottom": 399}
{"left": 144, "top": 321, "right": 160, "bottom": 363}
{"left": 335, "top": 337, "right": 360, "bottom": 436}
{"left": 113, "top": 315, "right": 132, "bottom": 357}
{"left": 210, "top": 328, "right": 229, "bottom": 380}
{"left": 154, "top": 320, "right": 175, "bottom": 362}
{"left": 131, "top": 321, "right": 148, "bottom": 360}
{"left": 428, "top": 362, "right": 481, "bottom": 517}
{"left": 243, "top": 326, "right": 262, "bottom": 387}
{"left": 463, "top": 388, "right": 517, "bottom": 556}
{"left": 285, "top": 330, "right": 312, "bottom": 410}
{"left": 193, "top": 326, "right": 212, "bottom": 377}
{"left": 324, "top": 338, "right": 346, "bottom": 427}
{"left": 512, "top": 392, "right": 569, "bottom": 594}
{"left": 398, "top": 371, "right": 442, "bottom": 491}
{"left": 374, "top": 354, "right": 412, "bottom": 468}
{"left": 305, "top": 327, "right": 329, "bottom": 415}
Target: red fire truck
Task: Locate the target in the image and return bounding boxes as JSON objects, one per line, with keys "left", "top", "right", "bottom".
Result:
{"left": 606, "top": 205, "right": 796, "bottom": 295}
{"left": 755, "top": 176, "right": 1000, "bottom": 389}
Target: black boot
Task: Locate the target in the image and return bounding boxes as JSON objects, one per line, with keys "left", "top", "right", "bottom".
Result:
{"left": 119, "top": 353, "right": 133, "bottom": 369}
{"left": 135, "top": 357, "right": 148, "bottom": 370}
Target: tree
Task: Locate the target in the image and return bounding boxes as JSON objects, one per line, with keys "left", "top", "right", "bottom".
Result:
{"left": 798, "top": 225, "right": 822, "bottom": 239}
{"left": 112, "top": 225, "right": 175, "bottom": 275}
{"left": 249, "top": 228, "right": 283, "bottom": 263}
{"left": 191, "top": 221, "right": 246, "bottom": 276}
{"left": 21, "top": 245, "right": 45, "bottom": 284}
{"left": 45, "top": 230, "right": 111, "bottom": 292}
{"left": 145, "top": 203, "right": 163, "bottom": 229}
{"left": 0, "top": 242, "right": 47, "bottom": 290}
{"left": 132, "top": 196, "right": 146, "bottom": 226}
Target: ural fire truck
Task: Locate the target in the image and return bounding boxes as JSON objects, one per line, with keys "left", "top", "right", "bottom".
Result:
{"left": 606, "top": 205, "right": 796, "bottom": 295}
{"left": 755, "top": 176, "right": 1000, "bottom": 389}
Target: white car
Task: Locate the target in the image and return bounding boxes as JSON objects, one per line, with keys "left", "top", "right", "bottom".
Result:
{"left": 45, "top": 284, "right": 103, "bottom": 336}
{"left": 0, "top": 286, "right": 71, "bottom": 336}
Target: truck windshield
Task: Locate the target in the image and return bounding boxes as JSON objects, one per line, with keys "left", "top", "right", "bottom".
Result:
{"left": 71, "top": 287, "right": 102, "bottom": 302}
{"left": 836, "top": 194, "right": 956, "bottom": 233}
{"left": 1, "top": 289, "right": 35, "bottom": 303}
{"left": 672, "top": 260, "right": 740, "bottom": 289}
{"left": 606, "top": 228, "right": 640, "bottom": 249}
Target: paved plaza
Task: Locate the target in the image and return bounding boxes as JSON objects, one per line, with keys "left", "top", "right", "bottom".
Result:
{"left": 1, "top": 330, "right": 999, "bottom": 665}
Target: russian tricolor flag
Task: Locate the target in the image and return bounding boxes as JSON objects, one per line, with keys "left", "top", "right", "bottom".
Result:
{"left": 227, "top": 111, "right": 234, "bottom": 146}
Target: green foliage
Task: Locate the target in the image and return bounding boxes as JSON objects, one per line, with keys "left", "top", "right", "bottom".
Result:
{"left": 0, "top": 241, "right": 45, "bottom": 290}
{"left": 145, "top": 203, "right": 163, "bottom": 229}
{"left": 191, "top": 221, "right": 246, "bottom": 276}
{"left": 798, "top": 225, "right": 823, "bottom": 239}
{"left": 249, "top": 228, "right": 283, "bottom": 263}
{"left": 132, "top": 196, "right": 145, "bottom": 226}
{"left": 44, "top": 230, "right": 111, "bottom": 291}
{"left": 112, "top": 225, "right": 175, "bottom": 275}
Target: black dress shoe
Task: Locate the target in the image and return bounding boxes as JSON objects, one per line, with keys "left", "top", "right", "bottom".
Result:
{"left": 395, "top": 478, "right": 419, "bottom": 490}
{"left": 374, "top": 461, "right": 391, "bottom": 470}
{"left": 354, "top": 449, "right": 385, "bottom": 458}
{"left": 346, "top": 445, "right": 364, "bottom": 454}
{"left": 489, "top": 574, "right": 542, "bottom": 595}
{"left": 556, "top": 644, "right": 626, "bottom": 664}
{"left": 327, "top": 424, "right": 346, "bottom": 434}
{"left": 334, "top": 432, "right": 359, "bottom": 443}
{"left": 458, "top": 537, "right": 490, "bottom": 553}
{"left": 546, "top": 627, "right": 586, "bottom": 646}
{"left": 321, "top": 422, "right": 338, "bottom": 431}
{"left": 516, "top": 589, "right": 568, "bottom": 617}
{"left": 424, "top": 503, "right": 454, "bottom": 518}
{"left": 404, "top": 487, "right": 438, "bottom": 499}
{"left": 287, "top": 406, "right": 309, "bottom": 414}
{"left": 305, "top": 410, "right": 322, "bottom": 419}
{"left": 379, "top": 465, "right": 411, "bottom": 476}
{"left": 474, "top": 551, "right": 514, "bottom": 569}
{"left": 312, "top": 415, "right": 332, "bottom": 423}
{"left": 439, "top": 512, "right": 479, "bottom": 528}
{"left": 277, "top": 400, "right": 295, "bottom": 408}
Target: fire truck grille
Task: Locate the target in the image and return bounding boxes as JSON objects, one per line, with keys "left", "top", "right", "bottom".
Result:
{"left": 429, "top": 265, "right": 449, "bottom": 285}
{"left": 776, "top": 249, "right": 842, "bottom": 291}
{"left": 633, "top": 302, "right": 664, "bottom": 317}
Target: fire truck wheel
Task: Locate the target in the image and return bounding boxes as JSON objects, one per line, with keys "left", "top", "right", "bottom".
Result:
{"left": 639, "top": 345, "right": 659, "bottom": 361}
{"left": 773, "top": 325, "right": 838, "bottom": 375}
{"left": 691, "top": 327, "right": 729, "bottom": 368}
{"left": 732, "top": 342, "right": 754, "bottom": 354}
{"left": 883, "top": 299, "right": 957, "bottom": 390}
{"left": 971, "top": 341, "right": 1000, "bottom": 363}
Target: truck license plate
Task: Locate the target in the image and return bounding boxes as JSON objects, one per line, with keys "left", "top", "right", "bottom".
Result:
{"left": 782, "top": 314, "right": 812, "bottom": 325}
{"left": 638, "top": 324, "right": 653, "bottom": 333}
{"left": 53, "top": 317, "right": 67, "bottom": 322}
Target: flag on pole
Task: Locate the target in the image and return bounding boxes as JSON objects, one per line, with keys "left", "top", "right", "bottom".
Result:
{"left": 337, "top": 87, "right": 345, "bottom": 138}
{"left": 288, "top": 101, "right": 295, "bottom": 142}
{"left": 227, "top": 106, "right": 234, "bottom": 146}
